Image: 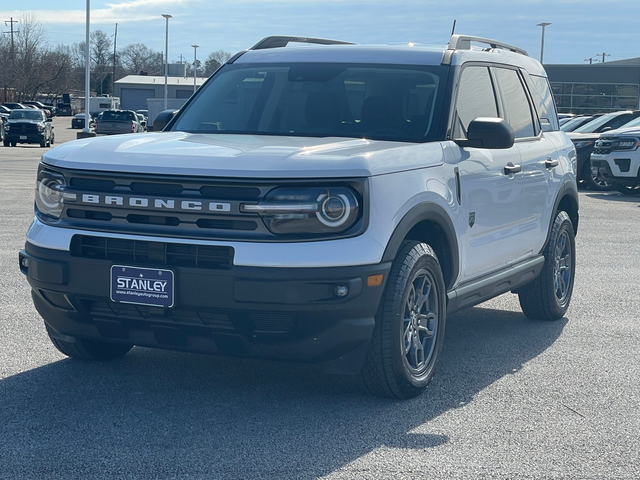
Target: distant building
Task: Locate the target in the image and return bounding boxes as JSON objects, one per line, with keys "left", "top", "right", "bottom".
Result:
{"left": 114, "top": 74, "right": 206, "bottom": 113}
{"left": 545, "top": 59, "right": 640, "bottom": 114}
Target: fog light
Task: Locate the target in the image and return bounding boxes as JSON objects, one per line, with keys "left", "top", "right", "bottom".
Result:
{"left": 334, "top": 285, "right": 349, "bottom": 297}
{"left": 21, "top": 258, "right": 29, "bottom": 268}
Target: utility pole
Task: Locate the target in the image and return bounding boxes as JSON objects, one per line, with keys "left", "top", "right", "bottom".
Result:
{"left": 3, "top": 17, "right": 19, "bottom": 102}
{"left": 112, "top": 23, "right": 118, "bottom": 95}
{"left": 598, "top": 52, "right": 610, "bottom": 63}
{"left": 584, "top": 57, "right": 598, "bottom": 65}
{"left": 4, "top": 17, "right": 19, "bottom": 69}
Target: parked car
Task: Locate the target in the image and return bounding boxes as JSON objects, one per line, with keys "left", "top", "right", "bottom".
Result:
{"left": 21, "top": 34, "right": 578, "bottom": 399}
{"left": 590, "top": 119, "right": 640, "bottom": 195}
{"left": 71, "top": 113, "right": 95, "bottom": 129}
{"left": 560, "top": 114, "right": 602, "bottom": 132}
{"left": 3, "top": 108, "right": 54, "bottom": 147}
{"left": 23, "top": 101, "right": 56, "bottom": 117}
{"left": 2, "top": 102, "right": 27, "bottom": 111}
{"left": 94, "top": 109, "right": 144, "bottom": 135}
{"left": 567, "top": 110, "right": 640, "bottom": 189}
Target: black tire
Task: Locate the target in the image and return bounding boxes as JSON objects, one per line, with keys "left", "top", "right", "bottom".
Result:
{"left": 2, "top": 140, "right": 8, "bottom": 147}
{"left": 518, "top": 211, "right": 576, "bottom": 320}
{"left": 50, "top": 133, "right": 55, "bottom": 145}
{"left": 581, "top": 161, "right": 610, "bottom": 191}
{"left": 360, "top": 241, "right": 446, "bottom": 399}
{"left": 10, "top": 141, "right": 16, "bottom": 147}
{"left": 47, "top": 326, "right": 133, "bottom": 360}
{"left": 613, "top": 184, "right": 640, "bottom": 196}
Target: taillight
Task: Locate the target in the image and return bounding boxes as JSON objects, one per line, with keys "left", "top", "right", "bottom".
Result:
{"left": 131, "top": 121, "right": 135, "bottom": 133}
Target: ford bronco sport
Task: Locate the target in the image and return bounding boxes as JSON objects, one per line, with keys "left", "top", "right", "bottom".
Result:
{"left": 20, "top": 34, "right": 578, "bottom": 399}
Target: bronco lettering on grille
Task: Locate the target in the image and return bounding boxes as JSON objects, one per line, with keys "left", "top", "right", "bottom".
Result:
{"left": 80, "top": 194, "right": 231, "bottom": 213}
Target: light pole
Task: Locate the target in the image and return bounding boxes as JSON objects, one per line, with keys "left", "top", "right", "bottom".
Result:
{"left": 191, "top": 44, "right": 199, "bottom": 93}
{"left": 162, "top": 14, "right": 172, "bottom": 110}
{"left": 537, "top": 22, "right": 551, "bottom": 64}
{"left": 84, "top": 0, "right": 91, "bottom": 133}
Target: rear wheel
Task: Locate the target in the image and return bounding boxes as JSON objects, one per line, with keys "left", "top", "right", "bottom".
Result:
{"left": 39, "top": 137, "right": 46, "bottom": 147}
{"left": 518, "top": 211, "right": 576, "bottom": 320}
{"left": 2, "top": 140, "right": 8, "bottom": 147}
{"left": 47, "top": 326, "right": 133, "bottom": 361}
{"left": 360, "top": 241, "right": 446, "bottom": 399}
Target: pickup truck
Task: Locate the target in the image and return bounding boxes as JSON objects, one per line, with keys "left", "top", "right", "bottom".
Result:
{"left": 95, "top": 109, "right": 144, "bottom": 135}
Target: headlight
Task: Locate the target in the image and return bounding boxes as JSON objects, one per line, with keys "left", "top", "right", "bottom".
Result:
{"left": 573, "top": 140, "right": 594, "bottom": 149}
{"left": 35, "top": 168, "right": 76, "bottom": 219}
{"left": 37, "top": 123, "right": 45, "bottom": 131}
{"left": 612, "top": 139, "right": 640, "bottom": 150}
{"left": 241, "top": 186, "right": 361, "bottom": 236}
{"left": 4, "top": 124, "right": 10, "bottom": 131}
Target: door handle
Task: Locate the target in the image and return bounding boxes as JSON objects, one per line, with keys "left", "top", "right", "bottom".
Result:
{"left": 545, "top": 158, "right": 559, "bottom": 169}
{"left": 504, "top": 163, "right": 521, "bottom": 175}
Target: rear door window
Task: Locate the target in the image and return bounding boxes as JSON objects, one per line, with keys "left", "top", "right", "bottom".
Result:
{"left": 493, "top": 68, "right": 536, "bottom": 139}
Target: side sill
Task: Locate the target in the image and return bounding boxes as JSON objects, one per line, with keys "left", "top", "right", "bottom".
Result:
{"left": 446, "top": 256, "right": 544, "bottom": 315}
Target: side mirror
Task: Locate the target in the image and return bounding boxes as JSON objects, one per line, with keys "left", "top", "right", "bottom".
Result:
{"left": 46, "top": 118, "right": 53, "bottom": 122}
{"left": 152, "top": 109, "right": 178, "bottom": 132}
{"left": 454, "top": 117, "right": 515, "bottom": 149}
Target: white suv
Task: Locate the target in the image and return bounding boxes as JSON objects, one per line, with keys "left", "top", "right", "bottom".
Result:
{"left": 591, "top": 127, "right": 640, "bottom": 195}
{"left": 20, "top": 35, "right": 579, "bottom": 399}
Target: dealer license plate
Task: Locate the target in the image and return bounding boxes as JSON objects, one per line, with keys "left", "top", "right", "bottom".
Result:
{"left": 110, "top": 265, "right": 174, "bottom": 308}
{"left": 20, "top": 135, "right": 27, "bottom": 140}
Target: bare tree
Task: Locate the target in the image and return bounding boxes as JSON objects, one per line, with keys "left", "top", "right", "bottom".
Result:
{"left": 203, "top": 50, "right": 232, "bottom": 77}
{"left": 120, "top": 43, "right": 163, "bottom": 76}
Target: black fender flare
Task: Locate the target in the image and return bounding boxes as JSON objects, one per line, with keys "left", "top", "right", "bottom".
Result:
{"left": 381, "top": 203, "right": 460, "bottom": 290}
{"left": 545, "top": 180, "right": 579, "bottom": 251}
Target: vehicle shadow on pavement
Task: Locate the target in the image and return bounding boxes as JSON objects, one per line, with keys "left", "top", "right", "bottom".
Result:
{"left": 0, "top": 306, "right": 566, "bottom": 479}
{"left": 585, "top": 192, "right": 640, "bottom": 203}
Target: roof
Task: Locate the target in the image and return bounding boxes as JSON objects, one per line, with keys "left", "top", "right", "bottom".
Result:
{"left": 115, "top": 75, "right": 207, "bottom": 87}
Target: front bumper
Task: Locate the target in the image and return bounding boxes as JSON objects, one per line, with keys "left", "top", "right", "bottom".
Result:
{"left": 6, "top": 132, "right": 45, "bottom": 144}
{"left": 591, "top": 154, "right": 640, "bottom": 185}
{"left": 20, "top": 242, "right": 390, "bottom": 369}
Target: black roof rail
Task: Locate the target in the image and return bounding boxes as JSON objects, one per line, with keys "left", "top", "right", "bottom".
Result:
{"left": 250, "top": 36, "right": 354, "bottom": 50}
{"left": 447, "top": 34, "right": 528, "bottom": 56}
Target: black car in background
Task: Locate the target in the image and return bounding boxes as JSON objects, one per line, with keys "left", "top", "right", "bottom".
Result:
{"left": 567, "top": 110, "right": 640, "bottom": 190}
{"left": 3, "top": 108, "right": 54, "bottom": 147}
{"left": 560, "top": 114, "right": 603, "bottom": 133}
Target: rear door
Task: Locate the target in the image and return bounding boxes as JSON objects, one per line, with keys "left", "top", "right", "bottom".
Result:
{"left": 445, "top": 64, "right": 525, "bottom": 282}
{"left": 492, "top": 67, "right": 555, "bottom": 259}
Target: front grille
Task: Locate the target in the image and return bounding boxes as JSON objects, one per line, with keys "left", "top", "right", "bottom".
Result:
{"left": 81, "top": 299, "right": 235, "bottom": 330}
{"left": 79, "top": 299, "right": 295, "bottom": 335}
{"left": 70, "top": 235, "right": 234, "bottom": 270}
{"left": 12, "top": 123, "right": 40, "bottom": 134}
{"left": 592, "top": 148, "right": 611, "bottom": 155}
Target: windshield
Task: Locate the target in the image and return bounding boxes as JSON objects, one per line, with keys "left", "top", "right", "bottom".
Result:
{"left": 172, "top": 63, "right": 447, "bottom": 142}
{"left": 574, "top": 112, "right": 626, "bottom": 133}
{"left": 616, "top": 116, "right": 640, "bottom": 129}
{"left": 9, "top": 110, "right": 43, "bottom": 121}
{"left": 561, "top": 116, "right": 593, "bottom": 132}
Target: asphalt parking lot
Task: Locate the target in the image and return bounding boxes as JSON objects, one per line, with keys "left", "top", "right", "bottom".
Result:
{"left": 1, "top": 119, "right": 639, "bottom": 479}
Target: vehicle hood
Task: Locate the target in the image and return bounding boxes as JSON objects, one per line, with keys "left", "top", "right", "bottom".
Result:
{"left": 7, "top": 119, "right": 44, "bottom": 124}
{"left": 566, "top": 132, "right": 601, "bottom": 142}
{"left": 601, "top": 126, "right": 640, "bottom": 137}
{"left": 41, "top": 132, "right": 444, "bottom": 178}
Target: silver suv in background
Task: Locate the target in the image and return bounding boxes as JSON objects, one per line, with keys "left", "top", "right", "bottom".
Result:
{"left": 21, "top": 34, "right": 578, "bottom": 399}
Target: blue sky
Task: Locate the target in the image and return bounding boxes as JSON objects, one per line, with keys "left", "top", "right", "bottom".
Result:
{"left": 2, "top": 0, "right": 640, "bottom": 65}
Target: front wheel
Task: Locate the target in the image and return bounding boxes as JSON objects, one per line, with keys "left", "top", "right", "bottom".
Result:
{"left": 518, "top": 211, "right": 576, "bottom": 320}
{"left": 47, "top": 326, "right": 133, "bottom": 360}
{"left": 360, "top": 241, "right": 446, "bottom": 399}
{"left": 582, "top": 161, "right": 610, "bottom": 191}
